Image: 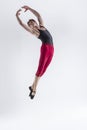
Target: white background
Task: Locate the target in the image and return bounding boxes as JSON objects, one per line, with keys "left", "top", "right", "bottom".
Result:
{"left": 0, "top": 0, "right": 87, "bottom": 129}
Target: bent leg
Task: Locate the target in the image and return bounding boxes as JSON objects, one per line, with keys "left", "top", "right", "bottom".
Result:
{"left": 35, "top": 44, "right": 49, "bottom": 77}
{"left": 40, "top": 54, "right": 53, "bottom": 76}
{"left": 40, "top": 45, "right": 54, "bottom": 76}
{"left": 31, "top": 44, "right": 49, "bottom": 91}
{"left": 31, "top": 44, "right": 54, "bottom": 92}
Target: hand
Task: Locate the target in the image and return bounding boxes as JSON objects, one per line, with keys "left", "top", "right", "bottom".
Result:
{"left": 16, "top": 9, "right": 22, "bottom": 16}
{"left": 22, "top": 5, "right": 30, "bottom": 12}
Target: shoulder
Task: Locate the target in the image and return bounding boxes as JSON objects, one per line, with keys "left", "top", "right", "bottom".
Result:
{"left": 39, "top": 25, "right": 46, "bottom": 30}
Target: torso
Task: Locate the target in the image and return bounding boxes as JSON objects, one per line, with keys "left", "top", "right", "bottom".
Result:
{"left": 32, "top": 26, "right": 46, "bottom": 37}
{"left": 32, "top": 26, "right": 53, "bottom": 45}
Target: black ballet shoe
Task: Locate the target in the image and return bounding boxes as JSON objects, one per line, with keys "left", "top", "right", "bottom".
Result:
{"left": 29, "top": 86, "right": 32, "bottom": 96}
{"left": 30, "top": 91, "right": 36, "bottom": 99}
{"left": 29, "top": 86, "right": 36, "bottom": 99}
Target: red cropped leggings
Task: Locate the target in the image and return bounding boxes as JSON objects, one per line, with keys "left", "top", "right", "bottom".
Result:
{"left": 35, "top": 43, "right": 54, "bottom": 77}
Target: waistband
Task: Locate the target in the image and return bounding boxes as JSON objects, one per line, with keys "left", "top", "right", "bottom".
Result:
{"left": 42, "top": 42, "right": 53, "bottom": 46}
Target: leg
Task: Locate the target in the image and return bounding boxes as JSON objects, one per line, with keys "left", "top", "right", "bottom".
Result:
{"left": 31, "top": 44, "right": 54, "bottom": 91}
{"left": 41, "top": 45, "right": 54, "bottom": 76}
{"left": 40, "top": 53, "right": 54, "bottom": 76}
{"left": 29, "top": 44, "right": 54, "bottom": 99}
{"left": 29, "top": 75, "right": 40, "bottom": 99}
{"left": 31, "top": 75, "right": 40, "bottom": 92}
{"left": 31, "top": 44, "right": 48, "bottom": 91}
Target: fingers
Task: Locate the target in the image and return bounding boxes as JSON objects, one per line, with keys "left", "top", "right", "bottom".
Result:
{"left": 21, "top": 5, "right": 29, "bottom": 12}
{"left": 21, "top": 6, "right": 25, "bottom": 8}
{"left": 21, "top": 6, "right": 26, "bottom": 10}
{"left": 21, "top": 5, "right": 28, "bottom": 8}
{"left": 17, "top": 9, "right": 21, "bottom": 14}
{"left": 16, "top": 5, "right": 29, "bottom": 16}
{"left": 21, "top": 7, "right": 26, "bottom": 12}
{"left": 16, "top": 9, "right": 22, "bottom": 13}
{"left": 16, "top": 9, "right": 22, "bottom": 16}
{"left": 23, "top": 8, "right": 27, "bottom": 12}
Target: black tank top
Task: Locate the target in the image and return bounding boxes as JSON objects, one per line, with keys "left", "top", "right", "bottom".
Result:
{"left": 38, "top": 27, "right": 53, "bottom": 45}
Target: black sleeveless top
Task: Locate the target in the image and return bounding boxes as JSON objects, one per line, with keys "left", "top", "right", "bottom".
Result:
{"left": 38, "top": 27, "right": 53, "bottom": 45}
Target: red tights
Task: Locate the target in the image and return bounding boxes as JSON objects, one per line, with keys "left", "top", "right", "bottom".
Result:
{"left": 35, "top": 43, "right": 54, "bottom": 77}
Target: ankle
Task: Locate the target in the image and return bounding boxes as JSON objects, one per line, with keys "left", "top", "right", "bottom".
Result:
{"left": 31, "top": 85, "right": 36, "bottom": 92}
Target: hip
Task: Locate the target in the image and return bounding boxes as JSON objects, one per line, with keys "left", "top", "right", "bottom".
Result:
{"left": 41, "top": 43, "right": 54, "bottom": 54}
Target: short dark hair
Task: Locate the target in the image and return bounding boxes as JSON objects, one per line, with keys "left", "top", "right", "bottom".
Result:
{"left": 27, "top": 19, "right": 36, "bottom": 25}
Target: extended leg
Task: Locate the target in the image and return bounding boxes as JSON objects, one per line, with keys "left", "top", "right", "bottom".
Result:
{"left": 29, "top": 75, "right": 41, "bottom": 99}
{"left": 31, "top": 75, "right": 40, "bottom": 92}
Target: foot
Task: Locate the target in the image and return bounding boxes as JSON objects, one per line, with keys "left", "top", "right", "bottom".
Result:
{"left": 29, "top": 86, "right": 36, "bottom": 99}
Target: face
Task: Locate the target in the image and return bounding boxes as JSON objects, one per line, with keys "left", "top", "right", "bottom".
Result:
{"left": 28, "top": 20, "right": 38, "bottom": 29}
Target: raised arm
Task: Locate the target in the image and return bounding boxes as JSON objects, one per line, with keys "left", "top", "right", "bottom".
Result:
{"left": 22, "top": 5, "right": 44, "bottom": 26}
{"left": 16, "top": 9, "right": 34, "bottom": 34}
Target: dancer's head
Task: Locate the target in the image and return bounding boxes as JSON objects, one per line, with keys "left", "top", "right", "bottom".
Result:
{"left": 27, "top": 19, "right": 38, "bottom": 29}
